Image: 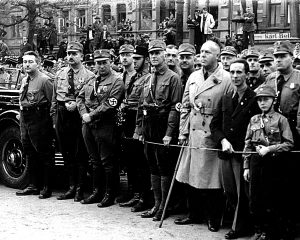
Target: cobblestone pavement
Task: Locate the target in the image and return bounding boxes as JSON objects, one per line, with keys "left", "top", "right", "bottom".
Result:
{"left": 0, "top": 185, "right": 299, "bottom": 240}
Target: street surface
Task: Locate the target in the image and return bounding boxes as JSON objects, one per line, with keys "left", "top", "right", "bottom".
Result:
{"left": 0, "top": 185, "right": 299, "bottom": 240}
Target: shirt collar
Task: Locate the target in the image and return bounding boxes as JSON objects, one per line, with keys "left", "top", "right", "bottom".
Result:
{"left": 69, "top": 64, "right": 83, "bottom": 74}
{"left": 277, "top": 69, "right": 293, "bottom": 81}
{"left": 155, "top": 63, "right": 168, "bottom": 75}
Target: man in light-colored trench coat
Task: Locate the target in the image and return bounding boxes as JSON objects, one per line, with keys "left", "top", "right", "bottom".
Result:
{"left": 176, "top": 40, "right": 233, "bottom": 231}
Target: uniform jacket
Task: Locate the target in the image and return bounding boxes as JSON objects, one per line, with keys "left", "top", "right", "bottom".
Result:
{"left": 210, "top": 87, "right": 259, "bottom": 154}
{"left": 262, "top": 69, "right": 300, "bottom": 136}
{"left": 135, "top": 64, "right": 182, "bottom": 137}
{"left": 242, "top": 12, "right": 255, "bottom": 32}
{"left": 76, "top": 71, "right": 125, "bottom": 123}
{"left": 19, "top": 71, "right": 53, "bottom": 108}
{"left": 123, "top": 68, "right": 150, "bottom": 111}
{"left": 200, "top": 13, "right": 215, "bottom": 35}
{"left": 50, "top": 65, "right": 95, "bottom": 123}
{"left": 246, "top": 71, "right": 265, "bottom": 91}
{"left": 176, "top": 64, "right": 233, "bottom": 189}
{"left": 243, "top": 110, "right": 294, "bottom": 169}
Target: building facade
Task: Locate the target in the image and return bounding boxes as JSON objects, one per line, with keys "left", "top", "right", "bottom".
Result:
{"left": 1, "top": 0, "right": 299, "bottom": 54}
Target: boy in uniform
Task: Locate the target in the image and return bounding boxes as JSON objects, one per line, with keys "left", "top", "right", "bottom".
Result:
{"left": 243, "top": 85, "right": 294, "bottom": 240}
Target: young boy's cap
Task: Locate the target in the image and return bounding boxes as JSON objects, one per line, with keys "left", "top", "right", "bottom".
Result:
{"left": 256, "top": 85, "right": 276, "bottom": 98}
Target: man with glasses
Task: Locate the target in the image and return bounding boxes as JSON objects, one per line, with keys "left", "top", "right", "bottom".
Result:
{"left": 51, "top": 41, "right": 94, "bottom": 202}
{"left": 77, "top": 49, "right": 125, "bottom": 208}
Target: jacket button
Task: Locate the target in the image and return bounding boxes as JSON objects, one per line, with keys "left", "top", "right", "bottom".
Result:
{"left": 230, "top": 128, "right": 234, "bottom": 131}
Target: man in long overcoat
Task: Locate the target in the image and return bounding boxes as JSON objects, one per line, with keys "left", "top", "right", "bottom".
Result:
{"left": 176, "top": 40, "right": 233, "bottom": 231}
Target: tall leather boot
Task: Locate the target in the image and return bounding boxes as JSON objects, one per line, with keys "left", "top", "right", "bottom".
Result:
{"left": 57, "top": 185, "right": 76, "bottom": 200}
{"left": 74, "top": 186, "right": 84, "bottom": 202}
{"left": 81, "top": 165, "right": 101, "bottom": 204}
{"left": 141, "top": 175, "right": 161, "bottom": 218}
{"left": 131, "top": 192, "right": 150, "bottom": 212}
{"left": 39, "top": 159, "right": 53, "bottom": 199}
{"left": 97, "top": 169, "right": 115, "bottom": 208}
{"left": 153, "top": 176, "right": 171, "bottom": 221}
{"left": 57, "top": 163, "right": 77, "bottom": 200}
{"left": 74, "top": 162, "right": 87, "bottom": 202}
{"left": 16, "top": 156, "right": 40, "bottom": 196}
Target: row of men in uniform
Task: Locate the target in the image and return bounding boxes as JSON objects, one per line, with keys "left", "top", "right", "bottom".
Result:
{"left": 15, "top": 38, "right": 300, "bottom": 240}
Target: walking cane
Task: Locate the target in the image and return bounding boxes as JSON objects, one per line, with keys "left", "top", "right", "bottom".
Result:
{"left": 158, "top": 145, "right": 185, "bottom": 228}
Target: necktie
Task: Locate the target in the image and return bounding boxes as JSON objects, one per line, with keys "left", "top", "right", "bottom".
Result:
{"left": 204, "top": 71, "right": 209, "bottom": 80}
{"left": 126, "top": 73, "right": 137, "bottom": 96}
{"left": 20, "top": 76, "right": 30, "bottom": 101}
{"left": 150, "top": 72, "right": 158, "bottom": 101}
{"left": 67, "top": 68, "right": 75, "bottom": 95}
{"left": 122, "top": 71, "right": 127, "bottom": 83}
{"left": 274, "top": 74, "right": 285, "bottom": 112}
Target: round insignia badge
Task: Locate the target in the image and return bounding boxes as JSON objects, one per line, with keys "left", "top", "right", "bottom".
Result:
{"left": 175, "top": 102, "right": 182, "bottom": 112}
{"left": 108, "top": 97, "right": 118, "bottom": 107}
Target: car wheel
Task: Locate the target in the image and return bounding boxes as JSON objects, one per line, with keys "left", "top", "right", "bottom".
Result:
{"left": 0, "top": 125, "right": 29, "bottom": 189}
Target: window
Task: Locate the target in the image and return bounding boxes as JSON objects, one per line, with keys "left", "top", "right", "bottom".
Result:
{"left": 287, "top": 2, "right": 290, "bottom": 27}
{"left": 75, "top": 9, "right": 86, "bottom": 33}
{"left": 58, "top": 10, "right": 69, "bottom": 33}
{"left": 139, "top": 0, "right": 152, "bottom": 30}
{"left": 208, "top": 5, "right": 218, "bottom": 29}
{"left": 117, "top": 4, "right": 126, "bottom": 25}
{"left": 11, "top": 16, "right": 21, "bottom": 38}
{"left": 103, "top": 5, "right": 111, "bottom": 25}
{"left": 160, "top": 0, "right": 167, "bottom": 23}
{"left": 270, "top": 3, "right": 280, "bottom": 27}
{"left": 159, "top": 0, "right": 175, "bottom": 24}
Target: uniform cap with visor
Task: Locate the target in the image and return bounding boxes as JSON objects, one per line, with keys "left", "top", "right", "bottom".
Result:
{"left": 148, "top": 40, "right": 166, "bottom": 52}
{"left": 94, "top": 49, "right": 110, "bottom": 61}
{"left": 67, "top": 41, "right": 83, "bottom": 52}
{"left": 119, "top": 44, "right": 134, "bottom": 54}
{"left": 258, "top": 52, "right": 274, "bottom": 63}
{"left": 220, "top": 46, "right": 237, "bottom": 56}
{"left": 255, "top": 85, "right": 276, "bottom": 98}
{"left": 178, "top": 43, "right": 196, "bottom": 55}
{"left": 273, "top": 40, "right": 293, "bottom": 56}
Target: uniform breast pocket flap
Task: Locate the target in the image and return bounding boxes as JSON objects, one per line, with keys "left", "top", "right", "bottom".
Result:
{"left": 250, "top": 125, "right": 261, "bottom": 132}
{"left": 158, "top": 82, "right": 170, "bottom": 98}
